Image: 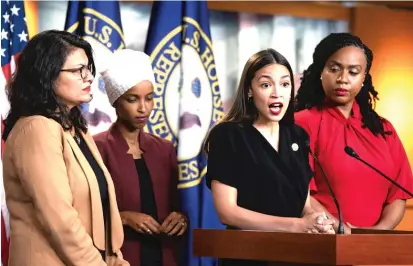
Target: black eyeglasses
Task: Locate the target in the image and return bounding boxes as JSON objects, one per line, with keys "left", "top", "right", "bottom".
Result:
{"left": 60, "top": 65, "right": 92, "bottom": 79}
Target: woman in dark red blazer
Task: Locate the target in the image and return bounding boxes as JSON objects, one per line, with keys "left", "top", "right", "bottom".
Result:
{"left": 94, "top": 49, "right": 187, "bottom": 266}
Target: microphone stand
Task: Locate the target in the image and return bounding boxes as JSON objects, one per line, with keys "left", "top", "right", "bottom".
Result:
{"left": 345, "top": 147, "right": 413, "bottom": 198}
{"left": 307, "top": 146, "right": 345, "bottom": 234}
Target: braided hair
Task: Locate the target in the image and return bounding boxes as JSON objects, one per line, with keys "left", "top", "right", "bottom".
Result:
{"left": 295, "top": 33, "right": 390, "bottom": 137}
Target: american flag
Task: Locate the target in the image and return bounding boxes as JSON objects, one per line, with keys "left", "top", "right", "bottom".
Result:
{"left": 1, "top": 1, "right": 28, "bottom": 265}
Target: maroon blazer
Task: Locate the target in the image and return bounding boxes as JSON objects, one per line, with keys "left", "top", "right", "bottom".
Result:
{"left": 94, "top": 124, "right": 182, "bottom": 266}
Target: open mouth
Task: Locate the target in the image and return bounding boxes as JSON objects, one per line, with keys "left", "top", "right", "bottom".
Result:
{"left": 135, "top": 116, "right": 147, "bottom": 123}
{"left": 269, "top": 102, "right": 283, "bottom": 115}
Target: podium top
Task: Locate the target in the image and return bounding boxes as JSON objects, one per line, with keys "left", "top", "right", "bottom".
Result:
{"left": 193, "top": 228, "right": 413, "bottom": 265}
{"left": 351, "top": 228, "right": 413, "bottom": 234}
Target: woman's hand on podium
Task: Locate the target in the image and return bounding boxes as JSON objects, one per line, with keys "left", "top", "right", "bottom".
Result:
{"left": 300, "top": 212, "right": 335, "bottom": 234}
{"left": 330, "top": 221, "right": 351, "bottom": 234}
{"left": 314, "top": 212, "right": 335, "bottom": 234}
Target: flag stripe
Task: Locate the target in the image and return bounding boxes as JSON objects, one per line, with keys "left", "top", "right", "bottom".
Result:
{"left": 1, "top": 1, "right": 29, "bottom": 264}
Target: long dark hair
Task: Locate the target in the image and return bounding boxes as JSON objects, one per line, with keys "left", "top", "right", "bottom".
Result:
{"left": 2, "top": 30, "right": 96, "bottom": 141}
{"left": 295, "top": 32, "right": 389, "bottom": 137}
{"left": 204, "top": 48, "right": 296, "bottom": 153}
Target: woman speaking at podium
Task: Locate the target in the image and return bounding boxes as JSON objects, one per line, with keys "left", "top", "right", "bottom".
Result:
{"left": 204, "top": 49, "right": 334, "bottom": 266}
{"left": 295, "top": 33, "right": 413, "bottom": 233}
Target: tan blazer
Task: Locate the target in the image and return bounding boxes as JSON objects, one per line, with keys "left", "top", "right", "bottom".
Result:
{"left": 2, "top": 116, "right": 129, "bottom": 266}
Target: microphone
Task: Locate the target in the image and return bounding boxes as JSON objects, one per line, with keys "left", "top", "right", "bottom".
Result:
{"left": 344, "top": 146, "right": 413, "bottom": 197}
{"left": 305, "top": 141, "right": 345, "bottom": 234}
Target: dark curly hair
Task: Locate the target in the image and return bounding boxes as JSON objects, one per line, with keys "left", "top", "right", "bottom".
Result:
{"left": 295, "top": 32, "right": 389, "bottom": 137}
{"left": 2, "top": 30, "right": 96, "bottom": 141}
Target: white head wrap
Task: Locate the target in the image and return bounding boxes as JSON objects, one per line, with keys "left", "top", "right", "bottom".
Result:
{"left": 101, "top": 49, "right": 155, "bottom": 105}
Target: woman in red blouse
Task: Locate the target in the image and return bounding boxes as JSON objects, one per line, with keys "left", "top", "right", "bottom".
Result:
{"left": 295, "top": 33, "right": 413, "bottom": 233}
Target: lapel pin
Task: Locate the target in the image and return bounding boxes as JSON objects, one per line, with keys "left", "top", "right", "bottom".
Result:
{"left": 291, "top": 143, "right": 299, "bottom": 151}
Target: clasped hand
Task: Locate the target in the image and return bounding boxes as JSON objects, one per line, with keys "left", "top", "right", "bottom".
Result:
{"left": 302, "top": 212, "right": 335, "bottom": 234}
{"left": 123, "top": 211, "right": 187, "bottom": 236}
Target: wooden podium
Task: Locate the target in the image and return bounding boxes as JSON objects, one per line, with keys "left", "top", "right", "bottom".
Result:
{"left": 193, "top": 228, "right": 413, "bottom": 265}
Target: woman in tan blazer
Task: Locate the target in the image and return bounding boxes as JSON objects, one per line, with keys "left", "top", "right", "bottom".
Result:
{"left": 2, "top": 30, "right": 129, "bottom": 266}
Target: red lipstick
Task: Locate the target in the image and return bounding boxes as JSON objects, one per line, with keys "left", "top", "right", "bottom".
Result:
{"left": 335, "top": 88, "right": 348, "bottom": 96}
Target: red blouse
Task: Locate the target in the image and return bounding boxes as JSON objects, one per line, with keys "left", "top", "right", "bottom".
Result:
{"left": 295, "top": 102, "right": 413, "bottom": 227}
